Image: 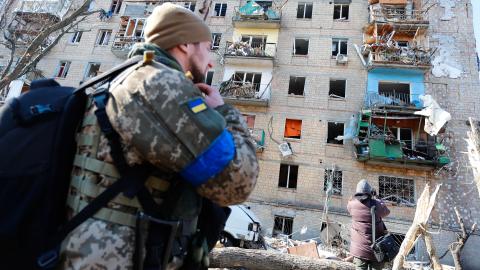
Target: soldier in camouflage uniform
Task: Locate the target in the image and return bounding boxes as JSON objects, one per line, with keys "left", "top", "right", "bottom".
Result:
{"left": 60, "top": 3, "right": 259, "bottom": 269}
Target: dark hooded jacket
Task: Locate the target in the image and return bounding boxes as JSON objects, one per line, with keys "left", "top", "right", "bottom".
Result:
{"left": 347, "top": 197, "right": 390, "bottom": 261}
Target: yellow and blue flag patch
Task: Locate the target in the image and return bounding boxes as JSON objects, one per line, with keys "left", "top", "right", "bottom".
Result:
{"left": 188, "top": 98, "right": 207, "bottom": 113}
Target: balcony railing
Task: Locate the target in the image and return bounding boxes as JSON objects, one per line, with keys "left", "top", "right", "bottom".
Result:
{"left": 111, "top": 35, "right": 144, "bottom": 58}
{"left": 369, "top": 48, "right": 432, "bottom": 68}
{"left": 217, "top": 79, "right": 271, "bottom": 107}
{"left": 225, "top": 41, "right": 276, "bottom": 58}
{"left": 370, "top": 9, "right": 428, "bottom": 24}
{"left": 364, "top": 92, "right": 423, "bottom": 109}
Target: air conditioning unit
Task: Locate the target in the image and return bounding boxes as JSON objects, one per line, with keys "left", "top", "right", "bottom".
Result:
{"left": 336, "top": 54, "right": 348, "bottom": 64}
{"left": 278, "top": 142, "right": 293, "bottom": 157}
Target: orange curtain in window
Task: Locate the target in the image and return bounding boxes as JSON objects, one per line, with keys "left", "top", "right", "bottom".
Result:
{"left": 284, "top": 119, "right": 302, "bottom": 138}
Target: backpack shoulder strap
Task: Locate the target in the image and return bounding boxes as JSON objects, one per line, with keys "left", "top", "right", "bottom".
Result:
{"left": 370, "top": 201, "right": 376, "bottom": 244}
{"left": 74, "top": 55, "right": 143, "bottom": 94}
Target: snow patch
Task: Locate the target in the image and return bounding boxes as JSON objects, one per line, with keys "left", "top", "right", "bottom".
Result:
{"left": 431, "top": 35, "right": 463, "bottom": 79}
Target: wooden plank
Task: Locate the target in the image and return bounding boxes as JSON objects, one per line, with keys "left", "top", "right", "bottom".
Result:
{"left": 287, "top": 243, "right": 319, "bottom": 259}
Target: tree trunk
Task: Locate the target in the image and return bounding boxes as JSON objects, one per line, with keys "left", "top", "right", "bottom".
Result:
{"left": 209, "top": 247, "right": 355, "bottom": 270}
{"left": 424, "top": 231, "right": 442, "bottom": 270}
{"left": 450, "top": 245, "right": 462, "bottom": 270}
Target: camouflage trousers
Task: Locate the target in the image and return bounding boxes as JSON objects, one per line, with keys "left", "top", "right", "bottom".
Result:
{"left": 59, "top": 218, "right": 136, "bottom": 270}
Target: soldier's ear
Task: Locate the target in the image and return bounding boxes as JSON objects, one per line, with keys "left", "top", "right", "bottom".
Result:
{"left": 178, "top": 44, "right": 189, "bottom": 55}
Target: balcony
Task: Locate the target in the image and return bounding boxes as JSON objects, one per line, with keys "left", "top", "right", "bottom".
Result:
{"left": 366, "top": 47, "right": 433, "bottom": 69}
{"left": 369, "top": 8, "right": 429, "bottom": 28}
{"left": 224, "top": 41, "right": 276, "bottom": 66}
{"left": 249, "top": 128, "right": 266, "bottom": 152}
{"left": 218, "top": 79, "right": 271, "bottom": 107}
{"left": 111, "top": 35, "right": 144, "bottom": 58}
{"left": 354, "top": 109, "right": 450, "bottom": 170}
{"left": 232, "top": 4, "right": 281, "bottom": 29}
{"left": 14, "top": 0, "right": 66, "bottom": 18}
{"left": 364, "top": 92, "right": 422, "bottom": 111}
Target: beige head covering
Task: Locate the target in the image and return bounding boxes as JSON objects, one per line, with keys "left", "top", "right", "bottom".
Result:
{"left": 145, "top": 3, "right": 212, "bottom": 50}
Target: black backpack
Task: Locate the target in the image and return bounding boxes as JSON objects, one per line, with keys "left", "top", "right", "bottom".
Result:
{"left": 370, "top": 204, "right": 400, "bottom": 262}
{"left": 0, "top": 56, "right": 144, "bottom": 269}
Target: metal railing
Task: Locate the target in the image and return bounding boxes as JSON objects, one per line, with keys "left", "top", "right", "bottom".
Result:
{"left": 370, "top": 48, "right": 432, "bottom": 66}
{"left": 364, "top": 92, "right": 422, "bottom": 108}
{"left": 232, "top": 6, "right": 281, "bottom": 22}
{"left": 370, "top": 9, "right": 427, "bottom": 23}
{"left": 225, "top": 41, "right": 276, "bottom": 58}
{"left": 217, "top": 80, "right": 271, "bottom": 100}
{"left": 111, "top": 35, "right": 144, "bottom": 52}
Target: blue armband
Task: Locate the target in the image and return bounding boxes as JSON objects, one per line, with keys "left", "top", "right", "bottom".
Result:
{"left": 180, "top": 129, "right": 235, "bottom": 187}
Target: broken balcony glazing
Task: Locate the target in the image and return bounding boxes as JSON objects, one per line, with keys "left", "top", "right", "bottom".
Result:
{"left": 111, "top": 16, "right": 146, "bottom": 58}
{"left": 14, "top": 0, "right": 69, "bottom": 18}
{"left": 224, "top": 41, "right": 276, "bottom": 59}
{"left": 354, "top": 108, "right": 450, "bottom": 169}
{"left": 232, "top": 1, "right": 281, "bottom": 29}
{"left": 218, "top": 78, "right": 271, "bottom": 107}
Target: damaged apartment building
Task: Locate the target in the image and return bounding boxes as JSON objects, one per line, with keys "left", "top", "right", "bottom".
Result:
{"left": 1, "top": 0, "right": 479, "bottom": 268}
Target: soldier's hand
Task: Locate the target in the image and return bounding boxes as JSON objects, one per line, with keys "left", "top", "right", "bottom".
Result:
{"left": 196, "top": 83, "right": 225, "bottom": 108}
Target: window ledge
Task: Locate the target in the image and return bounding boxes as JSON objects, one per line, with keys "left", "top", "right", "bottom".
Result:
{"left": 326, "top": 143, "right": 344, "bottom": 147}
{"left": 328, "top": 97, "right": 346, "bottom": 101}
{"left": 278, "top": 187, "right": 297, "bottom": 193}
{"left": 333, "top": 19, "right": 350, "bottom": 22}
{"left": 292, "top": 54, "right": 309, "bottom": 58}
{"left": 284, "top": 138, "right": 301, "bottom": 142}
{"left": 296, "top": 18, "right": 312, "bottom": 20}
{"left": 331, "top": 55, "right": 349, "bottom": 59}
{"left": 288, "top": 94, "right": 305, "bottom": 98}
{"left": 211, "top": 16, "right": 226, "bottom": 18}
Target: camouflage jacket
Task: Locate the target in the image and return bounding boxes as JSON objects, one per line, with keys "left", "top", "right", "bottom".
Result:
{"left": 60, "top": 43, "right": 259, "bottom": 270}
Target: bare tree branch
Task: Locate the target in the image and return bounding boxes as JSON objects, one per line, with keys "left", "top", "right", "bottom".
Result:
{"left": 0, "top": 0, "right": 99, "bottom": 92}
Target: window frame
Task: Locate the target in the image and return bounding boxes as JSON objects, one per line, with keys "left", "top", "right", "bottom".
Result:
{"left": 324, "top": 169, "right": 343, "bottom": 195}
{"left": 84, "top": 62, "right": 101, "bottom": 80}
{"left": 211, "top": 33, "right": 222, "bottom": 50}
{"left": 242, "top": 114, "right": 256, "bottom": 129}
{"left": 327, "top": 122, "right": 345, "bottom": 145}
{"left": 297, "top": 2, "right": 313, "bottom": 19}
{"left": 288, "top": 76, "right": 306, "bottom": 96}
{"left": 233, "top": 71, "right": 262, "bottom": 92}
{"left": 69, "top": 31, "right": 82, "bottom": 44}
{"left": 278, "top": 163, "right": 298, "bottom": 189}
{"left": 331, "top": 38, "right": 348, "bottom": 57}
{"left": 55, "top": 61, "right": 71, "bottom": 78}
{"left": 109, "top": 0, "right": 123, "bottom": 14}
{"left": 96, "top": 29, "right": 112, "bottom": 46}
{"left": 273, "top": 215, "right": 294, "bottom": 238}
{"left": 329, "top": 79, "right": 346, "bottom": 99}
{"left": 284, "top": 118, "right": 302, "bottom": 139}
{"left": 378, "top": 175, "right": 415, "bottom": 206}
{"left": 333, "top": 4, "right": 349, "bottom": 20}
{"left": 205, "top": 70, "right": 214, "bottom": 86}
{"left": 213, "top": 3, "right": 227, "bottom": 17}
{"left": 184, "top": 1, "right": 196, "bottom": 12}
{"left": 293, "top": 38, "right": 309, "bottom": 56}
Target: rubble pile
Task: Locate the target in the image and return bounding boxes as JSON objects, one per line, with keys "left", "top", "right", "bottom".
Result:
{"left": 219, "top": 78, "right": 257, "bottom": 98}
{"left": 226, "top": 41, "right": 257, "bottom": 57}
